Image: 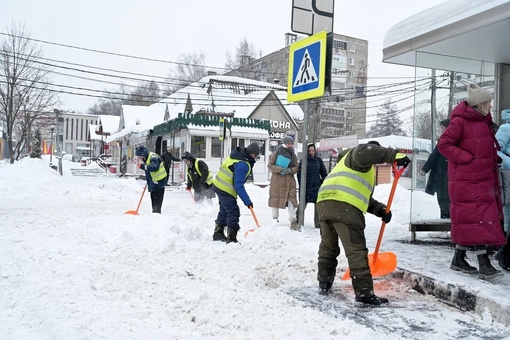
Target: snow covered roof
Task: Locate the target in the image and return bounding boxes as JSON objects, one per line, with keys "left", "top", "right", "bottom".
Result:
{"left": 120, "top": 105, "right": 166, "bottom": 131}
{"left": 151, "top": 75, "right": 304, "bottom": 121}
{"left": 95, "top": 115, "right": 120, "bottom": 135}
{"left": 383, "top": 0, "right": 510, "bottom": 72}
{"left": 88, "top": 125, "right": 102, "bottom": 141}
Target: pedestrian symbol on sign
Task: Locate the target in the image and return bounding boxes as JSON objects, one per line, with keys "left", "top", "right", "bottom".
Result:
{"left": 293, "top": 49, "right": 318, "bottom": 87}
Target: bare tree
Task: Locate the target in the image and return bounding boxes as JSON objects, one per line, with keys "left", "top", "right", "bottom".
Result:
{"left": 224, "top": 38, "right": 261, "bottom": 79}
{"left": 414, "top": 108, "right": 449, "bottom": 139}
{"left": 0, "top": 23, "right": 58, "bottom": 163}
{"left": 125, "top": 80, "right": 161, "bottom": 106}
{"left": 164, "top": 52, "right": 208, "bottom": 96}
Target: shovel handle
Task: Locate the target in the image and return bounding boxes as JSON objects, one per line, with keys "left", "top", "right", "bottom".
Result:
{"left": 372, "top": 162, "right": 406, "bottom": 264}
{"left": 249, "top": 207, "right": 260, "bottom": 227}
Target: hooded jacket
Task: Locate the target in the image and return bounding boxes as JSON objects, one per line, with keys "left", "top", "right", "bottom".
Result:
{"left": 438, "top": 101, "right": 505, "bottom": 246}
{"left": 182, "top": 152, "right": 212, "bottom": 192}
{"left": 213, "top": 147, "right": 256, "bottom": 206}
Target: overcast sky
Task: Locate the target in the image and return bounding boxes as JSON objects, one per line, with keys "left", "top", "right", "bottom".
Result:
{"left": 0, "top": 0, "right": 447, "bottom": 115}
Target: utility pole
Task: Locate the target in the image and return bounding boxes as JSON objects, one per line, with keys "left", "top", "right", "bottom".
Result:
{"left": 430, "top": 70, "right": 437, "bottom": 149}
{"left": 448, "top": 71, "right": 455, "bottom": 117}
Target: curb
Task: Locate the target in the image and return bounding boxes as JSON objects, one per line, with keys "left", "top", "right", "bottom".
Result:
{"left": 392, "top": 268, "right": 510, "bottom": 326}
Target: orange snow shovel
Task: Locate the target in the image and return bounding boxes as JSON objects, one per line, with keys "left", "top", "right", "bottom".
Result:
{"left": 342, "top": 162, "right": 405, "bottom": 280}
{"left": 125, "top": 184, "right": 147, "bottom": 215}
{"left": 244, "top": 207, "right": 261, "bottom": 237}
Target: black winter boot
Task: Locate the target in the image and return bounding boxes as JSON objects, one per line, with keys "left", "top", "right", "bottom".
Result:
{"left": 355, "top": 294, "right": 389, "bottom": 305}
{"left": 319, "top": 281, "right": 332, "bottom": 294}
{"left": 213, "top": 223, "right": 227, "bottom": 242}
{"left": 226, "top": 228, "right": 238, "bottom": 243}
{"left": 450, "top": 247, "right": 477, "bottom": 274}
{"left": 476, "top": 251, "right": 503, "bottom": 279}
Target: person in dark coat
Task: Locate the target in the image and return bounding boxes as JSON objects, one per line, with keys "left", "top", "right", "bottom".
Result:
{"left": 161, "top": 147, "right": 180, "bottom": 185}
{"left": 212, "top": 142, "right": 260, "bottom": 243}
{"left": 181, "top": 151, "right": 214, "bottom": 203}
{"left": 297, "top": 144, "right": 328, "bottom": 228}
{"left": 135, "top": 145, "right": 167, "bottom": 213}
{"left": 421, "top": 119, "right": 450, "bottom": 219}
{"left": 316, "top": 141, "right": 410, "bottom": 305}
{"left": 438, "top": 83, "right": 505, "bottom": 279}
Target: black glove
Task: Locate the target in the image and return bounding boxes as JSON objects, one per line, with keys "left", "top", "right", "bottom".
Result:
{"left": 395, "top": 153, "right": 411, "bottom": 168}
{"left": 380, "top": 208, "right": 392, "bottom": 223}
{"left": 247, "top": 203, "right": 253, "bottom": 209}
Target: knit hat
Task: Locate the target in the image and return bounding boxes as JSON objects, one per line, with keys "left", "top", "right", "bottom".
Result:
{"left": 245, "top": 142, "right": 260, "bottom": 156}
{"left": 502, "top": 109, "right": 510, "bottom": 121}
{"left": 181, "top": 151, "right": 194, "bottom": 161}
{"left": 135, "top": 145, "right": 149, "bottom": 157}
{"left": 467, "top": 83, "right": 491, "bottom": 106}
{"left": 282, "top": 136, "right": 294, "bottom": 145}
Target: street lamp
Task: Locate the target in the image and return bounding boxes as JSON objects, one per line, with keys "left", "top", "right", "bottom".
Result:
{"left": 50, "top": 127, "right": 54, "bottom": 164}
{"left": 54, "top": 109, "right": 63, "bottom": 176}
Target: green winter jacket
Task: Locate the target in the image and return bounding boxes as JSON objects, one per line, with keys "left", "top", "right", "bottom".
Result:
{"left": 317, "top": 143, "right": 397, "bottom": 223}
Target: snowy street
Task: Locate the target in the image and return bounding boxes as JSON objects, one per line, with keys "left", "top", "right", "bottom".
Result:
{"left": 1, "top": 158, "right": 510, "bottom": 339}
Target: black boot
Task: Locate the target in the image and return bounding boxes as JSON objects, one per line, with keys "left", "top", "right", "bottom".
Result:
{"left": 450, "top": 247, "right": 477, "bottom": 274}
{"left": 319, "top": 281, "right": 332, "bottom": 294}
{"left": 212, "top": 223, "right": 227, "bottom": 242}
{"left": 355, "top": 294, "right": 389, "bottom": 305}
{"left": 226, "top": 227, "right": 238, "bottom": 243}
{"left": 476, "top": 252, "right": 502, "bottom": 279}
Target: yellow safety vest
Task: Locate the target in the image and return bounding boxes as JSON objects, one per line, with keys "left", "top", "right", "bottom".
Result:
{"left": 213, "top": 156, "right": 251, "bottom": 197}
{"left": 317, "top": 151, "right": 375, "bottom": 213}
{"left": 146, "top": 152, "right": 167, "bottom": 183}
{"left": 187, "top": 159, "right": 213, "bottom": 185}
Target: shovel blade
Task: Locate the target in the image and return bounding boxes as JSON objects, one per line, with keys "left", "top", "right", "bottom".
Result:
{"left": 124, "top": 210, "right": 140, "bottom": 215}
{"left": 341, "top": 252, "right": 397, "bottom": 280}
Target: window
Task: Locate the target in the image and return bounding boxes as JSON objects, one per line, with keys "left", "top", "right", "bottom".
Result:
{"left": 347, "top": 124, "right": 353, "bottom": 132}
{"left": 347, "top": 111, "right": 353, "bottom": 119}
{"left": 190, "top": 136, "right": 206, "bottom": 158}
{"left": 333, "top": 40, "right": 347, "bottom": 50}
{"left": 211, "top": 137, "right": 222, "bottom": 158}
{"left": 349, "top": 44, "right": 356, "bottom": 52}
{"left": 349, "top": 57, "right": 355, "bottom": 65}
{"left": 231, "top": 138, "right": 245, "bottom": 151}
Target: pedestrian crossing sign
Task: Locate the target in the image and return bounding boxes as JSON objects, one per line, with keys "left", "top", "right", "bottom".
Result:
{"left": 287, "top": 31, "right": 327, "bottom": 102}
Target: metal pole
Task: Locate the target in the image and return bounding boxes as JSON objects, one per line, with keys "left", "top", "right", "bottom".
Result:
{"left": 298, "top": 99, "right": 309, "bottom": 228}
{"left": 50, "top": 128, "right": 54, "bottom": 164}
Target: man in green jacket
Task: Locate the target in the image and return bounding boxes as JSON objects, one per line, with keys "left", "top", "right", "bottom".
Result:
{"left": 316, "top": 141, "right": 410, "bottom": 305}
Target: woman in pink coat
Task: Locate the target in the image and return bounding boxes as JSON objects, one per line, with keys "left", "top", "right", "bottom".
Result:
{"left": 438, "top": 83, "right": 506, "bottom": 280}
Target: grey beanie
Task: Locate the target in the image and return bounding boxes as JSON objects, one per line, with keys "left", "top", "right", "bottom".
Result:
{"left": 467, "top": 83, "right": 491, "bottom": 106}
{"left": 282, "top": 135, "right": 294, "bottom": 145}
{"left": 245, "top": 142, "right": 260, "bottom": 155}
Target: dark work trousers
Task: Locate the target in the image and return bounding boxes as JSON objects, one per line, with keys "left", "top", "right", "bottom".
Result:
{"left": 150, "top": 187, "right": 165, "bottom": 213}
{"left": 317, "top": 218, "right": 373, "bottom": 297}
{"left": 214, "top": 188, "right": 240, "bottom": 230}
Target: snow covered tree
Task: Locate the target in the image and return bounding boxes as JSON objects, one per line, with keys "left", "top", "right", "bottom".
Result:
{"left": 367, "top": 99, "right": 407, "bottom": 137}
{"left": 30, "top": 129, "right": 41, "bottom": 158}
